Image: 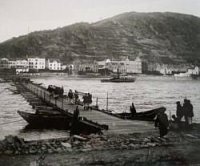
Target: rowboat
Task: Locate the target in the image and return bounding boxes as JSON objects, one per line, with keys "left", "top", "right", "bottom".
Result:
{"left": 115, "top": 107, "right": 166, "bottom": 121}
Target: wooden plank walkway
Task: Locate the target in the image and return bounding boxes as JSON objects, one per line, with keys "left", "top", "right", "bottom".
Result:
{"left": 22, "top": 82, "right": 155, "bottom": 134}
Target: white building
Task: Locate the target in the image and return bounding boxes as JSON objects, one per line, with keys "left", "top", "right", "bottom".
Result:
{"left": 75, "top": 61, "right": 98, "bottom": 73}
{"left": 9, "top": 60, "right": 16, "bottom": 68}
{"left": 125, "top": 57, "right": 142, "bottom": 74}
{"left": 15, "top": 59, "right": 29, "bottom": 74}
{"left": 28, "top": 58, "right": 45, "bottom": 70}
{"left": 98, "top": 57, "right": 143, "bottom": 74}
{"left": 46, "top": 59, "right": 61, "bottom": 70}
{"left": 187, "top": 66, "right": 200, "bottom": 75}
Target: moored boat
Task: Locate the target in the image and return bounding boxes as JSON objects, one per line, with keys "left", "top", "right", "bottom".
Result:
{"left": 18, "top": 110, "right": 108, "bottom": 133}
{"left": 101, "top": 68, "right": 136, "bottom": 83}
{"left": 115, "top": 107, "right": 166, "bottom": 121}
{"left": 18, "top": 111, "right": 73, "bottom": 129}
{"left": 101, "top": 75, "right": 136, "bottom": 83}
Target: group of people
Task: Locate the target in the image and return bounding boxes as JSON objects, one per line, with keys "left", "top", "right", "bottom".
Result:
{"left": 67, "top": 89, "right": 93, "bottom": 110}
{"left": 175, "top": 99, "right": 194, "bottom": 128}
{"left": 69, "top": 97, "right": 194, "bottom": 137}
{"left": 47, "top": 85, "right": 64, "bottom": 96}
{"left": 155, "top": 98, "right": 194, "bottom": 138}
{"left": 82, "top": 93, "right": 92, "bottom": 110}
{"left": 68, "top": 89, "right": 80, "bottom": 104}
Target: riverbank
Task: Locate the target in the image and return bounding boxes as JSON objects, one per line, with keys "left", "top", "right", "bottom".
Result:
{"left": 1, "top": 124, "right": 200, "bottom": 165}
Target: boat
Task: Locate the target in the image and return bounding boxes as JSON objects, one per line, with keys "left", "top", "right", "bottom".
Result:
{"left": 115, "top": 107, "right": 166, "bottom": 121}
{"left": 101, "top": 76, "right": 135, "bottom": 83}
{"left": 101, "top": 72, "right": 135, "bottom": 83}
{"left": 18, "top": 110, "right": 108, "bottom": 133}
{"left": 18, "top": 110, "right": 73, "bottom": 129}
{"left": 101, "top": 68, "right": 136, "bottom": 83}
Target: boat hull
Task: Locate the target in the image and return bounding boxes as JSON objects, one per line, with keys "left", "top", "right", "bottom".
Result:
{"left": 101, "top": 78, "right": 135, "bottom": 83}
{"left": 116, "top": 107, "right": 165, "bottom": 121}
{"left": 18, "top": 111, "right": 106, "bottom": 134}
{"left": 18, "top": 111, "right": 73, "bottom": 129}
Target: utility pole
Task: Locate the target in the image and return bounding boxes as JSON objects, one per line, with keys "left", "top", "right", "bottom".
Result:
{"left": 106, "top": 92, "right": 108, "bottom": 111}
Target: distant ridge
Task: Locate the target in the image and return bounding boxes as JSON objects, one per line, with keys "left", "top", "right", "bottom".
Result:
{"left": 0, "top": 12, "right": 200, "bottom": 64}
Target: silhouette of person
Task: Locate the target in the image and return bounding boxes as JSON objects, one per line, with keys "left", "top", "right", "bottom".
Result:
{"left": 70, "top": 106, "right": 80, "bottom": 136}
{"left": 183, "top": 99, "right": 194, "bottom": 128}
{"left": 155, "top": 108, "right": 169, "bottom": 137}
{"left": 176, "top": 101, "right": 183, "bottom": 121}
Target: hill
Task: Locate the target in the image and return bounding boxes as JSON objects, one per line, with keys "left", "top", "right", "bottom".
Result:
{"left": 0, "top": 12, "right": 200, "bottom": 64}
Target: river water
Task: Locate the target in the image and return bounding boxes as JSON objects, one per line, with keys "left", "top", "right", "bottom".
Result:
{"left": 0, "top": 75, "right": 200, "bottom": 140}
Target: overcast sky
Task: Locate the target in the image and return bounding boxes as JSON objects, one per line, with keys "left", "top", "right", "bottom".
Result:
{"left": 0, "top": 0, "right": 200, "bottom": 42}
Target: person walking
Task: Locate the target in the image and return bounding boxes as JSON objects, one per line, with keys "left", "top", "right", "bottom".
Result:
{"left": 155, "top": 108, "right": 169, "bottom": 138}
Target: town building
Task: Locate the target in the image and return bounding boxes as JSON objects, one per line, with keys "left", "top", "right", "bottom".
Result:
{"left": 98, "top": 57, "right": 143, "bottom": 74}
{"left": 0, "top": 58, "right": 10, "bottom": 69}
{"left": 187, "top": 66, "right": 200, "bottom": 75}
{"left": 9, "top": 60, "right": 17, "bottom": 69}
{"left": 15, "top": 59, "right": 29, "bottom": 74}
{"left": 74, "top": 60, "right": 98, "bottom": 73}
{"left": 147, "top": 63, "right": 192, "bottom": 75}
{"left": 46, "top": 59, "right": 62, "bottom": 71}
{"left": 28, "top": 57, "right": 45, "bottom": 70}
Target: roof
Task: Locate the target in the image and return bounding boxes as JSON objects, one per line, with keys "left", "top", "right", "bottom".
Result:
{"left": 48, "top": 59, "right": 61, "bottom": 63}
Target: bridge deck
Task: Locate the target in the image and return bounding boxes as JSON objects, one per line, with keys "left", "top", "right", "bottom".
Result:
{"left": 22, "top": 82, "right": 154, "bottom": 134}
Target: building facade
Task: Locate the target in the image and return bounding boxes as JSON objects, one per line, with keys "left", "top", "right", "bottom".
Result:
{"left": 28, "top": 58, "right": 45, "bottom": 70}
{"left": 15, "top": 59, "right": 29, "bottom": 73}
{"left": 46, "top": 59, "right": 62, "bottom": 70}
{"left": 98, "top": 57, "right": 143, "bottom": 74}
{"left": 0, "top": 58, "right": 10, "bottom": 69}
{"left": 187, "top": 66, "right": 200, "bottom": 75}
{"left": 74, "top": 61, "right": 98, "bottom": 73}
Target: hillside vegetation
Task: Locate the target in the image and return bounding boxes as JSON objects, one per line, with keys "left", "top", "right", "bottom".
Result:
{"left": 0, "top": 12, "right": 200, "bottom": 64}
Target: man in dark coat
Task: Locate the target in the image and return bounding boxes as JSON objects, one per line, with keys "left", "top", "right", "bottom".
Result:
{"left": 70, "top": 106, "right": 80, "bottom": 136}
{"left": 183, "top": 99, "right": 194, "bottom": 128}
{"left": 155, "top": 108, "right": 169, "bottom": 137}
{"left": 176, "top": 101, "right": 183, "bottom": 121}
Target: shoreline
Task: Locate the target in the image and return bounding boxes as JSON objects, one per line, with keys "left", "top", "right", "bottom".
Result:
{"left": 1, "top": 126, "right": 200, "bottom": 165}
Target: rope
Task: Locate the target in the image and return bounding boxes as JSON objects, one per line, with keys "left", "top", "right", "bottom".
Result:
{"left": 0, "top": 119, "right": 23, "bottom": 126}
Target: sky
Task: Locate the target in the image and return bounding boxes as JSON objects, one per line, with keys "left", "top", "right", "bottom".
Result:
{"left": 0, "top": 0, "right": 200, "bottom": 43}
